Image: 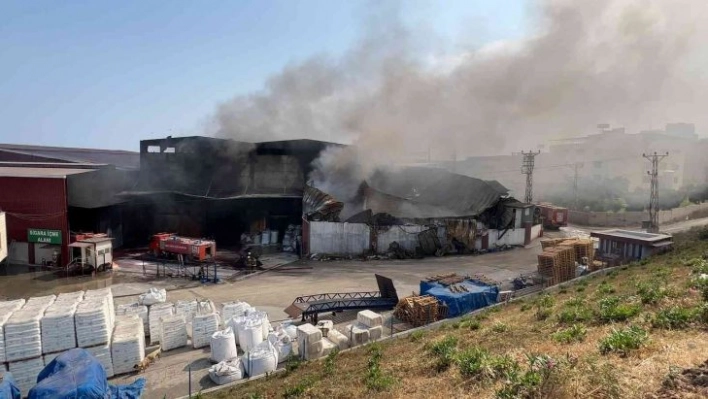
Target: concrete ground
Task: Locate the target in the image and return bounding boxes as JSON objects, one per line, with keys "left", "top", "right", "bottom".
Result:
{"left": 3, "top": 218, "right": 707, "bottom": 397}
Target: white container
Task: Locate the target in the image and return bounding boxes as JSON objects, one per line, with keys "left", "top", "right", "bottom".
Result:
{"left": 270, "top": 230, "right": 279, "bottom": 244}
{"left": 241, "top": 341, "right": 278, "bottom": 377}
{"left": 237, "top": 319, "right": 263, "bottom": 352}
{"left": 209, "top": 359, "right": 244, "bottom": 385}
{"left": 261, "top": 231, "right": 271, "bottom": 245}
{"left": 210, "top": 328, "right": 238, "bottom": 363}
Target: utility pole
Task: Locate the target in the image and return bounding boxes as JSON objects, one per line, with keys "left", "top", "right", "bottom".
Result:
{"left": 643, "top": 151, "right": 669, "bottom": 233}
{"left": 571, "top": 162, "right": 584, "bottom": 210}
{"left": 521, "top": 150, "right": 541, "bottom": 203}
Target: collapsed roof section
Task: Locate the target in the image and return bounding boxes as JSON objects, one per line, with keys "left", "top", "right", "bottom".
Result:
{"left": 362, "top": 167, "right": 511, "bottom": 219}
{"left": 303, "top": 185, "right": 344, "bottom": 221}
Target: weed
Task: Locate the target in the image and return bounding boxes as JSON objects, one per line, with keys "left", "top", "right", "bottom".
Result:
{"left": 428, "top": 336, "right": 458, "bottom": 372}
{"left": 460, "top": 318, "right": 481, "bottom": 330}
{"left": 607, "top": 270, "right": 619, "bottom": 279}
{"left": 599, "top": 326, "right": 649, "bottom": 356}
{"left": 576, "top": 286, "right": 586, "bottom": 293}
{"left": 495, "top": 354, "right": 566, "bottom": 399}
{"left": 597, "top": 296, "right": 641, "bottom": 323}
{"left": 285, "top": 358, "right": 303, "bottom": 374}
{"left": 559, "top": 287, "right": 568, "bottom": 294}
{"left": 636, "top": 280, "right": 667, "bottom": 304}
{"left": 491, "top": 322, "right": 510, "bottom": 333}
{"left": 552, "top": 324, "right": 587, "bottom": 344}
{"left": 535, "top": 294, "right": 555, "bottom": 321}
{"left": 283, "top": 377, "right": 314, "bottom": 398}
{"left": 409, "top": 330, "right": 426, "bottom": 342}
{"left": 457, "top": 347, "right": 493, "bottom": 380}
{"left": 564, "top": 296, "right": 586, "bottom": 307}
{"left": 245, "top": 394, "right": 264, "bottom": 399}
{"left": 597, "top": 281, "right": 616, "bottom": 295}
{"left": 520, "top": 303, "right": 532, "bottom": 312}
{"left": 557, "top": 299, "right": 593, "bottom": 324}
{"left": 451, "top": 322, "right": 461, "bottom": 329}
{"left": 323, "top": 348, "right": 339, "bottom": 376}
{"left": 695, "top": 303, "right": 708, "bottom": 323}
{"left": 586, "top": 361, "right": 622, "bottom": 399}
{"left": 651, "top": 307, "right": 696, "bottom": 329}
{"left": 364, "top": 344, "right": 395, "bottom": 391}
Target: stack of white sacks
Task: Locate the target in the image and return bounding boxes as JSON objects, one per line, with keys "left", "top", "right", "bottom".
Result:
{"left": 5, "top": 295, "right": 55, "bottom": 363}
{"left": 192, "top": 312, "right": 219, "bottom": 349}
{"left": 5, "top": 295, "right": 55, "bottom": 397}
{"left": 41, "top": 291, "right": 84, "bottom": 355}
{"left": 111, "top": 315, "right": 146, "bottom": 375}
{"left": 159, "top": 314, "right": 188, "bottom": 351}
{"left": 221, "top": 301, "right": 253, "bottom": 326}
{"left": 345, "top": 310, "right": 384, "bottom": 347}
{"left": 86, "top": 344, "right": 115, "bottom": 378}
{"left": 9, "top": 357, "right": 45, "bottom": 397}
{"left": 0, "top": 299, "right": 26, "bottom": 364}
{"left": 115, "top": 303, "right": 148, "bottom": 336}
{"left": 148, "top": 302, "right": 174, "bottom": 344}
{"left": 75, "top": 290, "right": 114, "bottom": 348}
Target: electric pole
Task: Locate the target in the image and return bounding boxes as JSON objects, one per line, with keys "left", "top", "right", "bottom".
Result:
{"left": 521, "top": 150, "right": 541, "bottom": 203}
{"left": 643, "top": 151, "right": 669, "bottom": 233}
{"left": 571, "top": 162, "right": 584, "bottom": 210}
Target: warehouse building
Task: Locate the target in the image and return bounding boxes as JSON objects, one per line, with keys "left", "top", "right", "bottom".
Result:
{"left": 0, "top": 144, "right": 140, "bottom": 268}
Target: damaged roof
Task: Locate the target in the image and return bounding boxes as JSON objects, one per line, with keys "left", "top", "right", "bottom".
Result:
{"left": 364, "top": 167, "right": 509, "bottom": 218}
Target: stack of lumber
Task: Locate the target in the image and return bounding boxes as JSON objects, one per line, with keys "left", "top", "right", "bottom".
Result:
{"left": 425, "top": 273, "right": 464, "bottom": 286}
{"left": 537, "top": 246, "right": 576, "bottom": 285}
{"left": 540, "top": 238, "right": 567, "bottom": 250}
{"left": 393, "top": 295, "right": 441, "bottom": 327}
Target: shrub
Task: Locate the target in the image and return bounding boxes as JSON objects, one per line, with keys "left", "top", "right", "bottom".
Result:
{"left": 597, "top": 281, "right": 616, "bottom": 295}
{"left": 535, "top": 294, "right": 555, "bottom": 321}
{"left": 520, "top": 303, "right": 532, "bottom": 312}
{"left": 552, "top": 324, "right": 587, "bottom": 344}
{"left": 365, "top": 344, "right": 395, "bottom": 391}
{"left": 491, "top": 322, "right": 510, "bottom": 333}
{"left": 456, "top": 347, "right": 493, "bottom": 380}
{"left": 460, "top": 318, "right": 481, "bottom": 330}
{"left": 636, "top": 280, "right": 667, "bottom": 304}
{"left": 597, "top": 296, "right": 641, "bottom": 323}
{"left": 495, "top": 354, "right": 566, "bottom": 399}
{"left": 323, "top": 348, "right": 339, "bottom": 376}
{"left": 428, "top": 336, "right": 458, "bottom": 372}
{"left": 651, "top": 307, "right": 696, "bottom": 329}
{"left": 557, "top": 299, "right": 594, "bottom": 324}
{"left": 599, "top": 326, "right": 649, "bottom": 356}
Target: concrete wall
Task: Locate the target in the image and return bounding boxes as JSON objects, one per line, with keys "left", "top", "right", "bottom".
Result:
{"left": 531, "top": 224, "right": 542, "bottom": 239}
{"left": 309, "top": 222, "right": 370, "bottom": 255}
{"left": 376, "top": 225, "right": 427, "bottom": 253}
{"left": 570, "top": 202, "right": 708, "bottom": 227}
{"left": 0, "top": 212, "right": 6, "bottom": 262}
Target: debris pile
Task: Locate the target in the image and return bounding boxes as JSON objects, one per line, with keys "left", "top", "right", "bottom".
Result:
{"left": 651, "top": 360, "right": 708, "bottom": 398}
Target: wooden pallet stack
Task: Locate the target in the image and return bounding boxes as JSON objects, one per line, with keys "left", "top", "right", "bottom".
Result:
{"left": 540, "top": 238, "right": 566, "bottom": 250}
{"left": 537, "top": 248, "right": 561, "bottom": 283}
{"left": 537, "top": 245, "right": 576, "bottom": 285}
{"left": 393, "top": 295, "right": 441, "bottom": 327}
{"left": 571, "top": 239, "right": 595, "bottom": 264}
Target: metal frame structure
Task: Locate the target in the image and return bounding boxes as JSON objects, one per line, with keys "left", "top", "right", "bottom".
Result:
{"left": 286, "top": 274, "right": 398, "bottom": 323}
{"left": 521, "top": 150, "right": 541, "bottom": 203}
{"left": 643, "top": 151, "right": 668, "bottom": 233}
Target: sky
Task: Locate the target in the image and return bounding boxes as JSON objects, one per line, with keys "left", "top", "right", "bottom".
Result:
{"left": 0, "top": 0, "right": 530, "bottom": 151}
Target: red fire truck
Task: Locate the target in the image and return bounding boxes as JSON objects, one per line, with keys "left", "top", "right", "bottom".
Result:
{"left": 149, "top": 233, "right": 216, "bottom": 262}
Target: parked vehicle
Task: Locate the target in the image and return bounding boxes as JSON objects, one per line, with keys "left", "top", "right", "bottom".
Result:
{"left": 537, "top": 203, "right": 568, "bottom": 230}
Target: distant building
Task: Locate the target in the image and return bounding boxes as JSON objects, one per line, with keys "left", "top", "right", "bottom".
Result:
{"left": 591, "top": 229, "right": 673, "bottom": 264}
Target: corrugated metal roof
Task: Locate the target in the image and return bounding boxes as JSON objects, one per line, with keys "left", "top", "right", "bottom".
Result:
{"left": 0, "top": 144, "right": 139, "bottom": 170}
{"left": 0, "top": 167, "right": 94, "bottom": 178}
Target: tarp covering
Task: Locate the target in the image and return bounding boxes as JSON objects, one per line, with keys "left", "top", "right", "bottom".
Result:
{"left": 420, "top": 279, "right": 499, "bottom": 318}
{"left": 0, "top": 372, "right": 21, "bottom": 399}
{"left": 28, "top": 348, "right": 145, "bottom": 399}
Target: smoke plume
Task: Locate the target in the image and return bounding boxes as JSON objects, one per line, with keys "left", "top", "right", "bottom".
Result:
{"left": 212, "top": 0, "right": 708, "bottom": 203}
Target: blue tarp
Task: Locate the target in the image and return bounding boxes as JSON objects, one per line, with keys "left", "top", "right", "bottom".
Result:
{"left": 28, "top": 348, "right": 146, "bottom": 399}
{"left": 0, "top": 372, "right": 21, "bottom": 399}
{"left": 420, "top": 279, "right": 499, "bottom": 318}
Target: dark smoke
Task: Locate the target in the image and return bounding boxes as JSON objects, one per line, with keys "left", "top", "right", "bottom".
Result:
{"left": 211, "top": 0, "right": 708, "bottom": 204}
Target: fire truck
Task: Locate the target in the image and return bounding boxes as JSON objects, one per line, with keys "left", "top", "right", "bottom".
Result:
{"left": 149, "top": 233, "right": 216, "bottom": 262}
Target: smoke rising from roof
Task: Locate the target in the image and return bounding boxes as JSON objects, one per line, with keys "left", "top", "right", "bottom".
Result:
{"left": 212, "top": 0, "right": 708, "bottom": 203}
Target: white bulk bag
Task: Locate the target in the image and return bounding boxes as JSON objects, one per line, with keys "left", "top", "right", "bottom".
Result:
{"left": 209, "top": 359, "right": 244, "bottom": 385}
{"left": 210, "top": 328, "right": 239, "bottom": 363}
{"left": 226, "top": 315, "right": 248, "bottom": 345}
{"left": 139, "top": 288, "right": 167, "bottom": 306}
{"left": 238, "top": 319, "right": 263, "bottom": 352}
{"left": 241, "top": 341, "right": 278, "bottom": 377}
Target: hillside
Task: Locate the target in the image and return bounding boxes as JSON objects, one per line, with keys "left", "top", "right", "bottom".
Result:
{"left": 207, "top": 229, "right": 708, "bottom": 399}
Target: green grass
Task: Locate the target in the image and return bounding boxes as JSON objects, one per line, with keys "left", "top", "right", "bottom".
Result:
{"left": 365, "top": 344, "right": 395, "bottom": 392}
{"left": 599, "top": 326, "right": 649, "bottom": 356}
{"left": 596, "top": 296, "right": 641, "bottom": 323}
{"left": 409, "top": 330, "right": 426, "bottom": 342}
{"left": 552, "top": 324, "right": 587, "bottom": 344}
{"left": 651, "top": 307, "right": 696, "bottom": 329}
